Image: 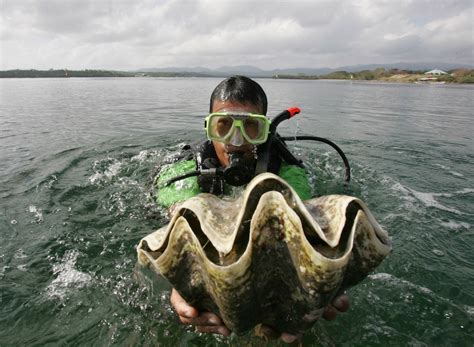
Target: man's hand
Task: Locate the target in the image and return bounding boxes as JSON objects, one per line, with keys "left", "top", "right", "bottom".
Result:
{"left": 322, "top": 293, "right": 350, "bottom": 320}
{"left": 170, "top": 288, "right": 349, "bottom": 343}
{"left": 170, "top": 289, "right": 231, "bottom": 336}
{"left": 259, "top": 293, "right": 351, "bottom": 343}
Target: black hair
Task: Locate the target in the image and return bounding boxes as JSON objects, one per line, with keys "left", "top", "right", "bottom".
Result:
{"left": 209, "top": 75, "right": 268, "bottom": 115}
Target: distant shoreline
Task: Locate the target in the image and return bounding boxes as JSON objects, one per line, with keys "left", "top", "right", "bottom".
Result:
{"left": 1, "top": 68, "right": 473, "bottom": 83}
{"left": 0, "top": 69, "right": 210, "bottom": 79}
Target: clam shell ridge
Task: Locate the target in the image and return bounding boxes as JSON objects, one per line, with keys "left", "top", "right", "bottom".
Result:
{"left": 137, "top": 173, "right": 392, "bottom": 334}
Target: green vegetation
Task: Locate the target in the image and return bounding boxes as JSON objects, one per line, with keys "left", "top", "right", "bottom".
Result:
{"left": 1, "top": 68, "right": 473, "bottom": 83}
{"left": 0, "top": 69, "right": 135, "bottom": 78}
{"left": 273, "top": 68, "right": 474, "bottom": 84}
{"left": 0, "top": 69, "right": 210, "bottom": 78}
{"left": 452, "top": 69, "right": 474, "bottom": 83}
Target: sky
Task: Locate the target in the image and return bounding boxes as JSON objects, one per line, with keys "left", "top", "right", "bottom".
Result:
{"left": 0, "top": 0, "right": 472, "bottom": 70}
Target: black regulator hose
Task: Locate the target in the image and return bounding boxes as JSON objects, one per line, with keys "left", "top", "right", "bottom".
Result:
{"left": 162, "top": 170, "right": 200, "bottom": 187}
{"left": 162, "top": 151, "right": 255, "bottom": 187}
{"left": 281, "top": 135, "right": 351, "bottom": 183}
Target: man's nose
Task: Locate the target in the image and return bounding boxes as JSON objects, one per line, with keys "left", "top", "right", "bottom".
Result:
{"left": 229, "top": 128, "right": 245, "bottom": 146}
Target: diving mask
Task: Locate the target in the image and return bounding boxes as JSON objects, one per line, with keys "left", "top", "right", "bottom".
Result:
{"left": 205, "top": 112, "right": 271, "bottom": 145}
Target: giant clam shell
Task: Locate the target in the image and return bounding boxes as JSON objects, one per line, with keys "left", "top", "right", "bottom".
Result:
{"left": 137, "top": 173, "right": 391, "bottom": 334}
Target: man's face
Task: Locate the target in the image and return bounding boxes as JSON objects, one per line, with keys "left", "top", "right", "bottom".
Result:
{"left": 210, "top": 100, "right": 263, "bottom": 167}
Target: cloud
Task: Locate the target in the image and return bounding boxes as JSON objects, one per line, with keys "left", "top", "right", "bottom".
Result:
{"left": 0, "top": 0, "right": 472, "bottom": 70}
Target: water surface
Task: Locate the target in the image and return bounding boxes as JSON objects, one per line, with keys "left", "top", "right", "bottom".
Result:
{"left": 1, "top": 78, "right": 473, "bottom": 345}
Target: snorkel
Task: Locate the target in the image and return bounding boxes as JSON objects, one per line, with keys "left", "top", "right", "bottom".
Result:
{"left": 255, "top": 107, "right": 301, "bottom": 174}
{"left": 256, "top": 107, "right": 351, "bottom": 183}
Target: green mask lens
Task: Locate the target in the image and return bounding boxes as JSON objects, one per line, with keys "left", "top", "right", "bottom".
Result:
{"left": 204, "top": 113, "right": 271, "bottom": 145}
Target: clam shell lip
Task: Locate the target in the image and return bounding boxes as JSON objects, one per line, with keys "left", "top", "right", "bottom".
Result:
{"left": 136, "top": 172, "right": 392, "bottom": 334}
{"left": 137, "top": 172, "right": 391, "bottom": 267}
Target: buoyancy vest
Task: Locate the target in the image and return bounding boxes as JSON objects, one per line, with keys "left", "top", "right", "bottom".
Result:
{"left": 154, "top": 139, "right": 312, "bottom": 209}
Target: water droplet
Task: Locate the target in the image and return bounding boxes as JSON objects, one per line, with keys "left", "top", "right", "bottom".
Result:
{"left": 14, "top": 249, "right": 27, "bottom": 259}
{"left": 252, "top": 145, "right": 258, "bottom": 160}
{"left": 432, "top": 249, "right": 445, "bottom": 257}
{"left": 17, "top": 264, "right": 28, "bottom": 271}
{"left": 444, "top": 311, "right": 453, "bottom": 319}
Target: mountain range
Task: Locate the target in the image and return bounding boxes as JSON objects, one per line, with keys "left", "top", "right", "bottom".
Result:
{"left": 137, "top": 62, "right": 473, "bottom": 78}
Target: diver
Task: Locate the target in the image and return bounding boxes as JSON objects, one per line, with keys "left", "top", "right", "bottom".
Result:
{"left": 154, "top": 76, "right": 350, "bottom": 343}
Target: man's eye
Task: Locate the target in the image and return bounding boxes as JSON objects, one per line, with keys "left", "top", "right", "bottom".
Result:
{"left": 244, "top": 119, "right": 260, "bottom": 138}
{"left": 216, "top": 118, "right": 232, "bottom": 135}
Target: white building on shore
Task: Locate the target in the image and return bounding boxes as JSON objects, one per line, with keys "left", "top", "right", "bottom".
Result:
{"left": 425, "top": 69, "right": 448, "bottom": 75}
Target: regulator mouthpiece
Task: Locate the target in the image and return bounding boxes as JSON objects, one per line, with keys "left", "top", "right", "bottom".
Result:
{"left": 223, "top": 152, "right": 255, "bottom": 186}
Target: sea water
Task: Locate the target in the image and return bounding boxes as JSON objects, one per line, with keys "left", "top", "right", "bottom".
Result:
{"left": 0, "top": 78, "right": 473, "bottom": 345}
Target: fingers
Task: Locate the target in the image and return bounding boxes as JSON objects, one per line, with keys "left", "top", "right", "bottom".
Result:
{"left": 170, "top": 289, "right": 231, "bottom": 337}
{"left": 170, "top": 289, "right": 198, "bottom": 319}
{"left": 170, "top": 288, "right": 350, "bottom": 341}
{"left": 332, "top": 293, "right": 350, "bottom": 312}
{"left": 280, "top": 332, "right": 301, "bottom": 344}
{"left": 260, "top": 325, "right": 301, "bottom": 344}
{"left": 179, "top": 311, "right": 222, "bottom": 326}
{"left": 322, "top": 305, "right": 338, "bottom": 321}
{"left": 323, "top": 293, "right": 351, "bottom": 321}
{"left": 195, "top": 325, "right": 231, "bottom": 336}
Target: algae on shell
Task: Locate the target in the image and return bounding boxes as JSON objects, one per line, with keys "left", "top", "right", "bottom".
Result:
{"left": 137, "top": 173, "right": 391, "bottom": 334}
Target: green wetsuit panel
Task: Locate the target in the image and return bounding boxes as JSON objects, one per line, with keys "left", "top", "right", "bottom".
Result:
{"left": 155, "top": 160, "right": 200, "bottom": 209}
{"left": 278, "top": 163, "right": 312, "bottom": 200}
{"left": 155, "top": 160, "right": 312, "bottom": 209}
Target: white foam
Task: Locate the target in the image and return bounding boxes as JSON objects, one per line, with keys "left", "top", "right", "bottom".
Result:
{"left": 434, "top": 164, "right": 451, "bottom": 170}
{"left": 388, "top": 181, "right": 412, "bottom": 198}
{"left": 109, "top": 192, "right": 126, "bottom": 214}
{"left": 408, "top": 188, "right": 462, "bottom": 215}
{"left": 17, "top": 264, "right": 28, "bottom": 271}
{"left": 389, "top": 180, "right": 465, "bottom": 215}
{"left": 0, "top": 266, "right": 9, "bottom": 279}
{"left": 162, "top": 143, "right": 188, "bottom": 163}
{"left": 131, "top": 150, "right": 149, "bottom": 162}
{"left": 440, "top": 220, "right": 471, "bottom": 231}
{"left": 45, "top": 250, "right": 93, "bottom": 300}
{"left": 434, "top": 164, "right": 465, "bottom": 177}
{"left": 434, "top": 188, "right": 474, "bottom": 198}
{"left": 13, "top": 248, "right": 27, "bottom": 259}
{"left": 456, "top": 188, "right": 474, "bottom": 194}
{"left": 105, "top": 162, "right": 122, "bottom": 178}
{"left": 369, "top": 273, "right": 434, "bottom": 294}
{"left": 88, "top": 160, "right": 123, "bottom": 184}
{"left": 28, "top": 205, "right": 44, "bottom": 222}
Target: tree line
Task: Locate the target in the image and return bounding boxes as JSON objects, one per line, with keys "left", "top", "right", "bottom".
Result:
{"left": 2, "top": 68, "right": 473, "bottom": 83}
{"left": 0, "top": 69, "right": 208, "bottom": 78}
{"left": 273, "top": 68, "right": 474, "bottom": 83}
